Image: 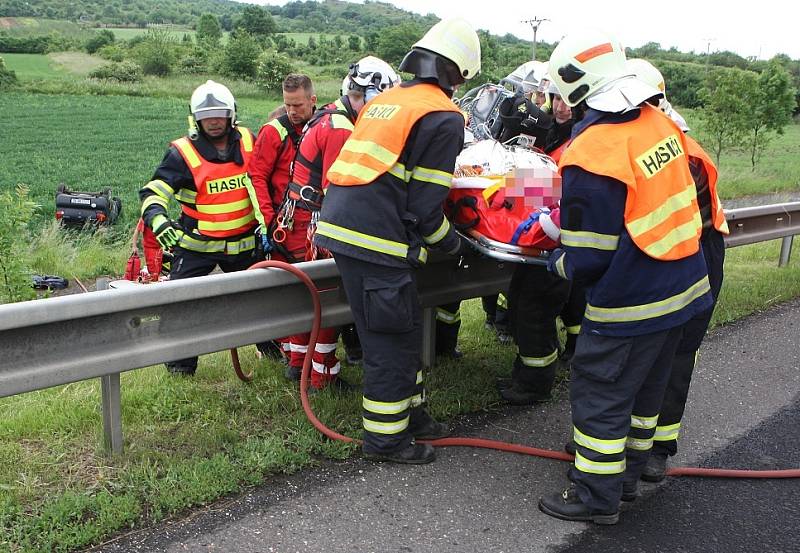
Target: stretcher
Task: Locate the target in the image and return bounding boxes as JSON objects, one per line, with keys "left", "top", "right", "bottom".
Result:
{"left": 447, "top": 138, "right": 561, "bottom": 265}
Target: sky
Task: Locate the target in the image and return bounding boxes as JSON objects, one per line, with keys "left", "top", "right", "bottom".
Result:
{"left": 243, "top": 0, "right": 799, "bottom": 61}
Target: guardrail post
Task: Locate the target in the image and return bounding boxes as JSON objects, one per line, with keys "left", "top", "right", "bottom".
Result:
{"left": 97, "top": 278, "right": 124, "bottom": 455}
{"left": 779, "top": 235, "right": 794, "bottom": 267}
{"left": 421, "top": 307, "right": 437, "bottom": 369}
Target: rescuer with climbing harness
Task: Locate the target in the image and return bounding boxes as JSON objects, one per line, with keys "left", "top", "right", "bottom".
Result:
{"left": 276, "top": 56, "right": 400, "bottom": 391}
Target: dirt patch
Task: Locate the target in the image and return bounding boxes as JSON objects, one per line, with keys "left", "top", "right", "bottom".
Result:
{"left": 49, "top": 52, "right": 108, "bottom": 76}
{"left": 0, "top": 17, "right": 18, "bottom": 29}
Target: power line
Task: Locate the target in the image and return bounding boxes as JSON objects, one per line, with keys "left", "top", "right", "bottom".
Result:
{"left": 521, "top": 17, "right": 549, "bottom": 61}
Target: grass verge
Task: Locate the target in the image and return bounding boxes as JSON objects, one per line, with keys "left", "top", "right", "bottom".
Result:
{"left": 1, "top": 239, "right": 799, "bottom": 551}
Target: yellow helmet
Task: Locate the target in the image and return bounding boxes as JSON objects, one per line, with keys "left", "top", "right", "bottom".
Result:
{"left": 399, "top": 17, "right": 481, "bottom": 90}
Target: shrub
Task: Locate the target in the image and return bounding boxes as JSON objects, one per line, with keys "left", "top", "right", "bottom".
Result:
{"left": 0, "top": 185, "right": 37, "bottom": 304}
{"left": 221, "top": 31, "right": 262, "bottom": 80}
{"left": 132, "top": 29, "right": 176, "bottom": 77}
{"left": 179, "top": 55, "right": 208, "bottom": 75}
{"left": 96, "top": 44, "right": 126, "bottom": 63}
{"left": 255, "top": 50, "right": 296, "bottom": 92}
{"left": 0, "top": 56, "right": 18, "bottom": 88}
{"left": 88, "top": 61, "right": 143, "bottom": 83}
{"left": 85, "top": 29, "right": 115, "bottom": 55}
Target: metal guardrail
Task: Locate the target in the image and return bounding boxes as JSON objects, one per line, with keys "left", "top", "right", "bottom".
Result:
{"left": 0, "top": 203, "right": 797, "bottom": 453}
{"left": 723, "top": 202, "right": 800, "bottom": 266}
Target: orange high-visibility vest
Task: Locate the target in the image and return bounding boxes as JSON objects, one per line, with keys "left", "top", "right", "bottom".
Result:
{"left": 684, "top": 134, "right": 729, "bottom": 235}
{"left": 172, "top": 128, "right": 256, "bottom": 238}
{"left": 559, "top": 105, "right": 702, "bottom": 261}
{"left": 548, "top": 140, "right": 569, "bottom": 164}
{"left": 327, "top": 83, "right": 463, "bottom": 186}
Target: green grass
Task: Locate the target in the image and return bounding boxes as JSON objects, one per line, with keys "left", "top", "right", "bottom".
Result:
{"left": 683, "top": 109, "right": 800, "bottom": 198}
{"left": 1, "top": 242, "right": 800, "bottom": 551}
{"left": 1, "top": 53, "right": 70, "bottom": 80}
{"left": 0, "top": 17, "right": 86, "bottom": 36}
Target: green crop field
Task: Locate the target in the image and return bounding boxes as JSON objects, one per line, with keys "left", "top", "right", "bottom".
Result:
{"left": 2, "top": 52, "right": 71, "bottom": 80}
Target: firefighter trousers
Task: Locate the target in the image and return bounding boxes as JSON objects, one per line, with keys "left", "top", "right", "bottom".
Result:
{"left": 167, "top": 246, "right": 258, "bottom": 373}
{"left": 333, "top": 253, "right": 425, "bottom": 454}
{"left": 653, "top": 229, "right": 726, "bottom": 457}
{"left": 508, "top": 263, "right": 571, "bottom": 393}
{"left": 568, "top": 326, "right": 682, "bottom": 513}
{"left": 435, "top": 301, "right": 462, "bottom": 354}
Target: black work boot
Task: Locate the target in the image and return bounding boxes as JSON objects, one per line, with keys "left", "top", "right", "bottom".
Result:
{"left": 408, "top": 407, "right": 450, "bottom": 440}
{"left": 621, "top": 480, "right": 639, "bottom": 502}
{"left": 284, "top": 365, "right": 301, "bottom": 382}
{"left": 641, "top": 453, "right": 668, "bottom": 482}
{"left": 499, "top": 382, "right": 551, "bottom": 405}
{"left": 363, "top": 442, "right": 436, "bottom": 464}
{"left": 538, "top": 485, "right": 619, "bottom": 525}
{"left": 166, "top": 361, "right": 196, "bottom": 376}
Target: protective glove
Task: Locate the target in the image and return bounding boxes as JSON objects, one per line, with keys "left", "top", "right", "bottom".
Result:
{"left": 446, "top": 236, "right": 473, "bottom": 257}
{"left": 547, "top": 247, "right": 568, "bottom": 279}
{"left": 260, "top": 228, "right": 274, "bottom": 254}
{"left": 151, "top": 214, "right": 183, "bottom": 250}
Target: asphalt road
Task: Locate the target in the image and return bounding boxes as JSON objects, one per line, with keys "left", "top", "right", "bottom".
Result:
{"left": 90, "top": 298, "right": 800, "bottom": 553}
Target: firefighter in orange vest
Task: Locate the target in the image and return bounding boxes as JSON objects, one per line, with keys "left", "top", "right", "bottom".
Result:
{"left": 536, "top": 31, "right": 713, "bottom": 524}
{"left": 626, "top": 59, "right": 729, "bottom": 483}
{"left": 277, "top": 56, "right": 400, "bottom": 391}
{"left": 139, "top": 80, "right": 258, "bottom": 376}
{"left": 314, "top": 18, "right": 481, "bottom": 464}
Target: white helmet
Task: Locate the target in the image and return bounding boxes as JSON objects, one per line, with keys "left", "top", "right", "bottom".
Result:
{"left": 190, "top": 79, "right": 236, "bottom": 122}
{"left": 549, "top": 29, "right": 661, "bottom": 112}
{"left": 509, "top": 60, "right": 547, "bottom": 93}
{"left": 626, "top": 58, "right": 689, "bottom": 131}
{"left": 626, "top": 58, "right": 666, "bottom": 94}
{"left": 342, "top": 56, "right": 400, "bottom": 100}
{"left": 549, "top": 29, "right": 628, "bottom": 107}
{"left": 399, "top": 17, "right": 481, "bottom": 90}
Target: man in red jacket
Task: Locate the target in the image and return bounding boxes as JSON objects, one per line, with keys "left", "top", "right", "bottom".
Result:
{"left": 247, "top": 74, "right": 316, "bottom": 369}
{"left": 278, "top": 56, "right": 400, "bottom": 390}
{"left": 247, "top": 73, "right": 316, "bottom": 262}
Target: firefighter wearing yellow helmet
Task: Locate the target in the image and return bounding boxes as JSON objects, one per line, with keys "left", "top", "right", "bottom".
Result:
{"left": 314, "top": 18, "right": 481, "bottom": 464}
{"left": 537, "top": 29, "right": 713, "bottom": 524}
{"left": 139, "top": 80, "right": 258, "bottom": 376}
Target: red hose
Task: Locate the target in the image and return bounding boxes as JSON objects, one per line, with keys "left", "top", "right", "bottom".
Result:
{"left": 249, "top": 260, "right": 800, "bottom": 479}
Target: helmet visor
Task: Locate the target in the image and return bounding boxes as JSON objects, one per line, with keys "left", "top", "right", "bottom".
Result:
{"left": 195, "top": 108, "right": 232, "bottom": 121}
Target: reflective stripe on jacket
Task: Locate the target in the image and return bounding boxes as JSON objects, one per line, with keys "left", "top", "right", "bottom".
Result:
{"left": 560, "top": 105, "right": 702, "bottom": 261}
{"left": 172, "top": 128, "right": 256, "bottom": 238}
{"left": 327, "top": 83, "right": 462, "bottom": 186}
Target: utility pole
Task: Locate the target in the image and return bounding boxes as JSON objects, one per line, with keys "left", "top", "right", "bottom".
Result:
{"left": 702, "top": 37, "right": 715, "bottom": 73}
{"left": 521, "top": 17, "right": 549, "bottom": 61}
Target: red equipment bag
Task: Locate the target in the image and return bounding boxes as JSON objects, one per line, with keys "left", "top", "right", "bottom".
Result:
{"left": 446, "top": 140, "right": 562, "bottom": 251}
{"left": 124, "top": 251, "right": 141, "bottom": 281}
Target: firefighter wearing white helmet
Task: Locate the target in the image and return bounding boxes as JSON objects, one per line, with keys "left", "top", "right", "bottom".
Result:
{"left": 272, "top": 55, "right": 400, "bottom": 391}
{"left": 623, "top": 58, "right": 729, "bottom": 486}
{"left": 139, "top": 80, "right": 258, "bottom": 376}
{"left": 626, "top": 58, "right": 689, "bottom": 131}
{"left": 189, "top": 79, "right": 237, "bottom": 138}
{"left": 538, "top": 29, "right": 712, "bottom": 524}
{"left": 314, "top": 18, "right": 481, "bottom": 464}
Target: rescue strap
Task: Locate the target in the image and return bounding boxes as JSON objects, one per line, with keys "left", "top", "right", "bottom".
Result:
{"left": 510, "top": 211, "right": 543, "bottom": 245}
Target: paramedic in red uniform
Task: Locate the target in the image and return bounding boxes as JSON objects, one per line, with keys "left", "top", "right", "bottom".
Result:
{"left": 277, "top": 56, "right": 400, "bottom": 391}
